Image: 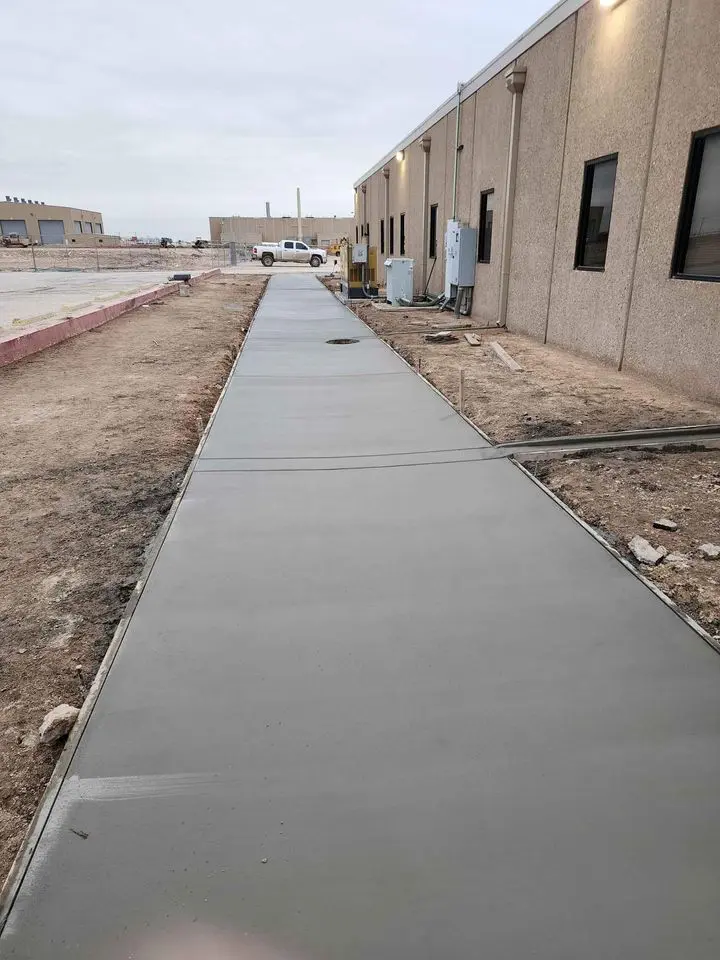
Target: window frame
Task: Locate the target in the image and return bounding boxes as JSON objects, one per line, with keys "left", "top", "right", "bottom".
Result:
{"left": 672, "top": 125, "right": 720, "bottom": 283}
{"left": 477, "top": 189, "right": 494, "bottom": 264}
{"left": 380, "top": 218, "right": 385, "bottom": 255}
{"left": 400, "top": 213, "right": 406, "bottom": 255}
{"left": 574, "top": 152, "right": 618, "bottom": 273}
{"left": 389, "top": 216, "right": 395, "bottom": 255}
{"left": 429, "top": 204, "right": 438, "bottom": 259}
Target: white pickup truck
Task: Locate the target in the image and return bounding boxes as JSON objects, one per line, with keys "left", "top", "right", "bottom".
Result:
{"left": 252, "top": 240, "right": 327, "bottom": 268}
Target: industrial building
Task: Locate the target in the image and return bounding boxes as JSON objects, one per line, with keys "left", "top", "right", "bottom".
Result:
{"left": 209, "top": 215, "right": 355, "bottom": 249}
{"left": 354, "top": 0, "right": 720, "bottom": 401}
{"left": 0, "top": 198, "right": 107, "bottom": 245}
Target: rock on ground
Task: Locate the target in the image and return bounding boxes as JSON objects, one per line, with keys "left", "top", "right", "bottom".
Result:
{"left": 628, "top": 536, "right": 667, "bottom": 566}
{"left": 698, "top": 543, "right": 720, "bottom": 560}
{"left": 39, "top": 704, "right": 80, "bottom": 745}
{"left": 653, "top": 518, "right": 678, "bottom": 531}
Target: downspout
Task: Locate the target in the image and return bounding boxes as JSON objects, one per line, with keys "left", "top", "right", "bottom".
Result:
{"left": 451, "top": 83, "right": 463, "bottom": 219}
{"left": 383, "top": 166, "right": 390, "bottom": 263}
{"left": 420, "top": 137, "right": 432, "bottom": 293}
{"left": 497, "top": 66, "right": 526, "bottom": 328}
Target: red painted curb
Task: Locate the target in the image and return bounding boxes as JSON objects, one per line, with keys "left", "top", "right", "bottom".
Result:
{"left": 0, "top": 269, "right": 222, "bottom": 368}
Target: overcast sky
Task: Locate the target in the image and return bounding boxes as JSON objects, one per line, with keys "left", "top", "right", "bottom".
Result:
{"left": 1, "top": 0, "right": 550, "bottom": 240}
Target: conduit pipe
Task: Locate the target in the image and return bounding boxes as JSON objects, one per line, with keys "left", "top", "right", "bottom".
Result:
{"left": 497, "top": 66, "right": 526, "bottom": 328}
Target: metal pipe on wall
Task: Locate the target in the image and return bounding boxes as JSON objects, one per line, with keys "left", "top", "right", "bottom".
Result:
{"left": 420, "top": 138, "right": 432, "bottom": 293}
{"left": 451, "top": 83, "right": 463, "bottom": 219}
{"left": 383, "top": 167, "right": 390, "bottom": 251}
{"left": 497, "top": 66, "right": 526, "bottom": 328}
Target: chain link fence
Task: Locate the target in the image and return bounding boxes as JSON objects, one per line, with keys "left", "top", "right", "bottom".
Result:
{"left": 0, "top": 244, "right": 246, "bottom": 273}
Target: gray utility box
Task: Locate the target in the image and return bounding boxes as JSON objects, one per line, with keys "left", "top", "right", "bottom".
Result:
{"left": 385, "top": 257, "right": 415, "bottom": 305}
{"left": 444, "top": 220, "right": 478, "bottom": 297}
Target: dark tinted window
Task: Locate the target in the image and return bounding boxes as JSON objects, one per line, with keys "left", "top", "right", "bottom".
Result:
{"left": 389, "top": 216, "right": 394, "bottom": 255}
{"left": 283, "top": 241, "right": 293, "bottom": 249}
{"left": 575, "top": 155, "right": 617, "bottom": 270}
{"left": 400, "top": 213, "right": 406, "bottom": 255}
{"left": 673, "top": 129, "right": 720, "bottom": 279}
{"left": 429, "top": 204, "right": 438, "bottom": 258}
{"left": 478, "top": 190, "right": 494, "bottom": 263}
{"left": 380, "top": 219, "right": 385, "bottom": 255}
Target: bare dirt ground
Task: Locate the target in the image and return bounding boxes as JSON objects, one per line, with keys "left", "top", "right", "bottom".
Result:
{"left": 0, "top": 274, "right": 267, "bottom": 884}
{"left": 327, "top": 281, "right": 720, "bottom": 638}
{"left": 0, "top": 246, "right": 228, "bottom": 273}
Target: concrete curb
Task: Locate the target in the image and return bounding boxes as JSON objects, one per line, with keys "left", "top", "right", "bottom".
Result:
{"left": 0, "top": 276, "right": 268, "bottom": 933}
{"left": 0, "top": 269, "right": 221, "bottom": 367}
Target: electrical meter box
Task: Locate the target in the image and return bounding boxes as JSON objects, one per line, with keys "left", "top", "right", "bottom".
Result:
{"left": 384, "top": 258, "right": 414, "bottom": 305}
{"left": 444, "top": 220, "right": 478, "bottom": 297}
{"left": 352, "top": 243, "right": 368, "bottom": 264}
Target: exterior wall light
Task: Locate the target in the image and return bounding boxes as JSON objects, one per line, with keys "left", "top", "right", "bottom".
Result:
{"left": 396, "top": 150, "right": 405, "bottom": 162}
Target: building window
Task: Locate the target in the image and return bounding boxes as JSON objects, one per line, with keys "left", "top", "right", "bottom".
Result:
{"left": 93, "top": 222, "right": 103, "bottom": 235}
{"left": 575, "top": 154, "right": 617, "bottom": 270}
{"left": 366, "top": 222, "right": 370, "bottom": 244}
{"left": 400, "top": 213, "right": 406, "bottom": 255}
{"left": 389, "top": 216, "right": 395, "bottom": 255}
{"left": 355, "top": 225, "right": 358, "bottom": 243}
{"left": 73, "top": 220, "right": 82, "bottom": 234}
{"left": 478, "top": 190, "right": 494, "bottom": 263}
{"left": 380, "top": 219, "right": 385, "bottom": 255}
{"left": 83, "top": 221, "right": 93, "bottom": 234}
{"left": 673, "top": 128, "right": 720, "bottom": 280}
{"left": 429, "top": 204, "right": 438, "bottom": 258}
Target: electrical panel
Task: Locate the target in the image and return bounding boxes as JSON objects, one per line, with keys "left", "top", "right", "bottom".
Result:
{"left": 384, "top": 258, "right": 415, "bottom": 305}
{"left": 444, "top": 220, "right": 478, "bottom": 297}
{"left": 352, "top": 243, "right": 368, "bottom": 264}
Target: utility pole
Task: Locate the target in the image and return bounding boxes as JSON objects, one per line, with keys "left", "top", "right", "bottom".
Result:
{"left": 296, "top": 187, "right": 302, "bottom": 242}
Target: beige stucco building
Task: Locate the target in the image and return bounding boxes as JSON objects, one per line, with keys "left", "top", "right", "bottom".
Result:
{"left": 209, "top": 215, "right": 355, "bottom": 248}
{"left": 0, "top": 199, "right": 107, "bottom": 245}
{"left": 354, "top": 0, "right": 720, "bottom": 401}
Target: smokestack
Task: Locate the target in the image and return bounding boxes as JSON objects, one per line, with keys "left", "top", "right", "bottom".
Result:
{"left": 265, "top": 202, "right": 271, "bottom": 218}
{"left": 296, "top": 187, "right": 302, "bottom": 241}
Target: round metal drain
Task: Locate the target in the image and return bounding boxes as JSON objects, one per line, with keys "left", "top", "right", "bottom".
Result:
{"left": 326, "top": 338, "right": 359, "bottom": 345}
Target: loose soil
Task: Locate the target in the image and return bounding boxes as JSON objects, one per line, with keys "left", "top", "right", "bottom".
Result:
{"left": 0, "top": 274, "right": 267, "bottom": 885}
{"left": 329, "top": 283, "right": 720, "bottom": 639}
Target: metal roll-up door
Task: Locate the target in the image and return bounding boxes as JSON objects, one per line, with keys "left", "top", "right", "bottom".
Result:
{"left": 39, "top": 220, "right": 65, "bottom": 244}
{"left": 0, "top": 219, "right": 28, "bottom": 237}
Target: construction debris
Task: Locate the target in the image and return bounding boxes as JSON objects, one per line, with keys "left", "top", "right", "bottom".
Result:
{"left": 628, "top": 536, "right": 667, "bottom": 566}
{"left": 653, "top": 518, "right": 678, "bottom": 531}
{"left": 464, "top": 333, "right": 482, "bottom": 346}
{"left": 698, "top": 543, "right": 720, "bottom": 560}
{"left": 490, "top": 341, "right": 522, "bottom": 371}
{"left": 39, "top": 704, "right": 80, "bottom": 745}
{"left": 425, "top": 331, "right": 459, "bottom": 343}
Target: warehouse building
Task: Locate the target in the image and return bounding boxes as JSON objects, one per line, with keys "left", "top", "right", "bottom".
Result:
{"left": 0, "top": 198, "right": 106, "bottom": 245}
{"left": 209, "top": 215, "right": 355, "bottom": 249}
{"left": 354, "top": 0, "right": 720, "bottom": 400}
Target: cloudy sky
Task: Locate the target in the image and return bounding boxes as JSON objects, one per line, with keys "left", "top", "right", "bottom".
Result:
{"left": 2, "top": 0, "right": 550, "bottom": 240}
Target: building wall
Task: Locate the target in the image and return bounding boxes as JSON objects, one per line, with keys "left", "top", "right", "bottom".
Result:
{"left": 621, "top": 0, "right": 720, "bottom": 399}
{"left": 507, "top": 16, "right": 577, "bottom": 340}
{"left": 0, "top": 202, "right": 103, "bottom": 244}
{"left": 354, "top": 0, "right": 720, "bottom": 401}
{"left": 544, "top": 0, "right": 671, "bottom": 364}
{"left": 209, "top": 216, "right": 355, "bottom": 247}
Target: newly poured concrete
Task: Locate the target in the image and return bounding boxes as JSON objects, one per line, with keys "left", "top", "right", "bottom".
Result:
{"left": 3, "top": 274, "right": 720, "bottom": 959}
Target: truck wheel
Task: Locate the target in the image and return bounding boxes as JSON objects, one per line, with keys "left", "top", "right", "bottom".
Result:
{"left": 310, "top": 255, "right": 321, "bottom": 268}
{"left": 261, "top": 253, "right": 274, "bottom": 267}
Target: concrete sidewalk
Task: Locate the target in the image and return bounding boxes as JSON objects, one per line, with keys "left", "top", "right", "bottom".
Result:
{"left": 2, "top": 275, "right": 720, "bottom": 959}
